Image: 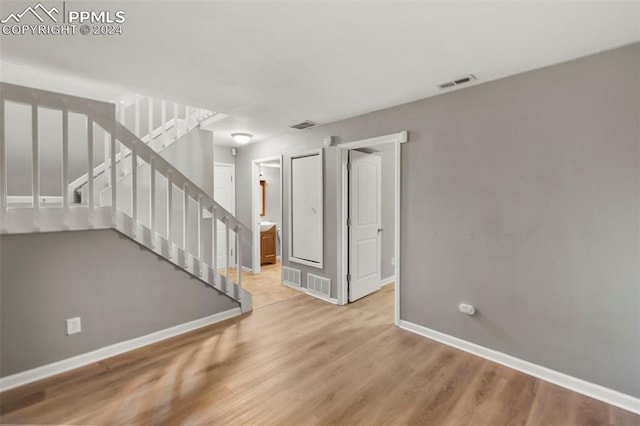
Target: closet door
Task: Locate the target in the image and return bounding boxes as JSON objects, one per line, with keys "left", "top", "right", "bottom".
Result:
{"left": 289, "top": 150, "right": 323, "bottom": 268}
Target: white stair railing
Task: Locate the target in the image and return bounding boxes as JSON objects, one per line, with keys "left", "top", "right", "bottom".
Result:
{"left": 68, "top": 94, "right": 215, "bottom": 201}
{"left": 0, "top": 82, "right": 251, "bottom": 311}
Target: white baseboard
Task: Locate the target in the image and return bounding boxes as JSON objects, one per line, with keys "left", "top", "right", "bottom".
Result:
{"left": 380, "top": 275, "right": 395, "bottom": 287}
{"left": 399, "top": 320, "right": 640, "bottom": 415}
{"left": 241, "top": 266, "right": 253, "bottom": 273}
{"left": 281, "top": 281, "right": 338, "bottom": 305}
{"left": 0, "top": 307, "right": 242, "bottom": 392}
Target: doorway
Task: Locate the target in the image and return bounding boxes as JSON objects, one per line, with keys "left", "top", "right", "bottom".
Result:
{"left": 251, "top": 156, "right": 283, "bottom": 274}
{"left": 246, "top": 155, "right": 299, "bottom": 309}
{"left": 338, "top": 131, "right": 407, "bottom": 325}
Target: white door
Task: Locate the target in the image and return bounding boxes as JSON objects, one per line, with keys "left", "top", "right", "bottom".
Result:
{"left": 348, "top": 151, "right": 382, "bottom": 302}
{"left": 214, "top": 163, "right": 235, "bottom": 269}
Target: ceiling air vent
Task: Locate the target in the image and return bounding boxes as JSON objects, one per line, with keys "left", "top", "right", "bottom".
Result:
{"left": 290, "top": 120, "right": 318, "bottom": 130}
{"left": 437, "top": 74, "right": 477, "bottom": 90}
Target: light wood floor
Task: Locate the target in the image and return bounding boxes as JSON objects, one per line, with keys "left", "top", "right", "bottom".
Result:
{"left": 1, "top": 285, "right": 637, "bottom": 425}
{"left": 234, "top": 261, "right": 301, "bottom": 309}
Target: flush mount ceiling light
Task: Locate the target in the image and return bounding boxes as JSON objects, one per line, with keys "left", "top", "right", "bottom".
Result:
{"left": 231, "top": 133, "right": 253, "bottom": 144}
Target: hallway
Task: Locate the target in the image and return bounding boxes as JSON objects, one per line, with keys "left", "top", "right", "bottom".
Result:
{"left": 230, "top": 261, "right": 301, "bottom": 309}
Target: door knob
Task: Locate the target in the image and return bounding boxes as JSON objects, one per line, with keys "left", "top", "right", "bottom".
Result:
{"left": 378, "top": 228, "right": 384, "bottom": 233}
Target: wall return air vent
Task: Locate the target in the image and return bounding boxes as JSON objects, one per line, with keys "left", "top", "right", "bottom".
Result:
{"left": 437, "top": 74, "right": 477, "bottom": 90}
{"left": 289, "top": 120, "right": 318, "bottom": 130}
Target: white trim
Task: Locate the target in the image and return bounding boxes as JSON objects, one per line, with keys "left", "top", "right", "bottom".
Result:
{"left": 0, "top": 307, "right": 242, "bottom": 392}
{"left": 399, "top": 320, "right": 640, "bottom": 415}
{"left": 251, "top": 155, "right": 283, "bottom": 274}
{"left": 337, "top": 131, "right": 406, "bottom": 327}
{"left": 241, "top": 266, "right": 253, "bottom": 273}
{"left": 380, "top": 275, "right": 395, "bottom": 287}
{"left": 7, "top": 196, "right": 63, "bottom": 205}
{"left": 288, "top": 149, "right": 324, "bottom": 269}
{"left": 281, "top": 281, "right": 338, "bottom": 305}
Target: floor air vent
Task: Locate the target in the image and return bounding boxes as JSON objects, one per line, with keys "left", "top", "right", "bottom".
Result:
{"left": 437, "top": 74, "right": 476, "bottom": 90}
{"left": 289, "top": 120, "right": 317, "bottom": 130}
{"left": 283, "top": 266, "right": 302, "bottom": 287}
{"left": 307, "top": 273, "right": 331, "bottom": 297}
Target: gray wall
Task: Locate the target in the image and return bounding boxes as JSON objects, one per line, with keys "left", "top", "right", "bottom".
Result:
{"left": 214, "top": 145, "right": 236, "bottom": 165}
{"left": 0, "top": 229, "right": 238, "bottom": 377}
{"left": 161, "top": 128, "right": 215, "bottom": 198}
{"left": 236, "top": 43, "right": 640, "bottom": 397}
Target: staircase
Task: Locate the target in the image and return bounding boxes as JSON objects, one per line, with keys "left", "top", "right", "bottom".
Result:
{"left": 0, "top": 82, "right": 252, "bottom": 312}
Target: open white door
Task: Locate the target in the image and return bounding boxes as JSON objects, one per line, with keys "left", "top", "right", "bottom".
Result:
{"left": 214, "top": 163, "right": 235, "bottom": 269}
{"left": 348, "top": 151, "right": 382, "bottom": 302}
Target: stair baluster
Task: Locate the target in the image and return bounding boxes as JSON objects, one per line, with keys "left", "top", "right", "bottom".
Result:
{"left": 0, "top": 82, "right": 252, "bottom": 311}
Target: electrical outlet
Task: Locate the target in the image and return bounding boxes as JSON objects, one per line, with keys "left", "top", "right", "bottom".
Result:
{"left": 66, "top": 317, "right": 82, "bottom": 335}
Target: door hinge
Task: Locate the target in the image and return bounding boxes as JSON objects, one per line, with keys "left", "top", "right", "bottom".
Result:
{"left": 347, "top": 274, "right": 351, "bottom": 282}
{"left": 347, "top": 162, "right": 351, "bottom": 171}
{"left": 347, "top": 218, "right": 351, "bottom": 227}
{"left": 230, "top": 248, "right": 233, "bottom": 257}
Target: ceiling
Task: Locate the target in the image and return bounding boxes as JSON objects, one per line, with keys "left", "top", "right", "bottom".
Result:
{"left": 1, "top": 1, "right": 638, "bottom": 146}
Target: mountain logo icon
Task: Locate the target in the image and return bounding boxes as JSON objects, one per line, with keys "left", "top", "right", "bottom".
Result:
{"left": 1, "top": 3, "right": 59, "bottom": 24}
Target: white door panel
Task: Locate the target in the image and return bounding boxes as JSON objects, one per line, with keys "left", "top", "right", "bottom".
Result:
{"left": 291, "top": 154, "right": 322, "bottom": 263}
{"left": 349, "top": 151, "right": 382, "bottom": 302}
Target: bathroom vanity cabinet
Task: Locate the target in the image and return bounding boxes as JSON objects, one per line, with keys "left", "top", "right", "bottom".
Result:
{"left": 260, "top": 225, "right": 276, "bottom": 265}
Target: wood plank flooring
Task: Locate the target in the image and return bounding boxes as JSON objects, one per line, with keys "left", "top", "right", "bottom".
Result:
{"left": 1, "top": 284, "right": 637, "bottom": 425}
{"left": 234, "top": 262, "right": 301, "bottom": 309}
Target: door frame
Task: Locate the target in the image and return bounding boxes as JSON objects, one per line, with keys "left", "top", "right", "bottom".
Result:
{"left": 213, "top": 161, "right": 236, "bottom": 266}
{"left": 251, "top": 155, "right": 283, "bottom": 274}
{"left": 337, "top": 131, "right": 408, "bottom": 326}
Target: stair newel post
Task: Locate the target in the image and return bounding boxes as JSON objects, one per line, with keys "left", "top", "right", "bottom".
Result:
{"left": 150, "top": 156, "right": 156, "bottom": 247}
{"left": 173, "top": 102, "right": 179, "bottom": 139}
{"left": 119, "top": 103, "right": 125, "bottom": 176}
{"left": 0, "top": 91, "right": 6, "bottom": 233}
{"left": 147, "top": 98, "right": 153, "bottom": 144}
{"left": 131, "top": 142, "right": 138, "bottom": 237}
{"left": 87, "top": 110, "right": 95, "bottom": 228}
{"left": 103, "top": 131, "right": 110, "bottom": 189}
{"left": 212, "top": 206, "right": 218, "bottom": 281}
{"left": 236, "top": 226, "right": 242, "bottom": 298}
{"left": 62, "top": 107, "right": 69, "bottom": 229}
{"left": 161, "top": 100, "right": 167, "bottom": 148}
{"left": 110, "top": 122, "right": 117, "bottom": 225}
{"left": 197, "top": 194, "right": 202, "bottom": 267}
{"left": 31, "top": 99, "right": 40, "bottom": 231}
{"left": 167, "top": 171, "right": 173, "bottom": 259}
{"left": 185, "top": 106, "right": 191, "bottom": 128}
{"left": 134, "top": 95, "right": 140, "bottom": 138}
{"left": 183, "top": 182, "right": 189, "bottom": 267}
{"left": 224, "top": 216, "right": 230, "bottom": 293}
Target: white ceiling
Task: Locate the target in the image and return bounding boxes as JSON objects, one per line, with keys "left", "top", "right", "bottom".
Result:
{"left": 1, "top": 1, "right": 638, "bottom": 146}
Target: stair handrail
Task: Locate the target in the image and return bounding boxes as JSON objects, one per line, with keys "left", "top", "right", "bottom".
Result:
{"left": 1, "top": 82, "right": 252, "bottom": 310}
{"left": 68, "top": 96, "right": 214, "bottom": 196}
{"left": 102, "top": 119, "right": 251, "bottom": 243}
